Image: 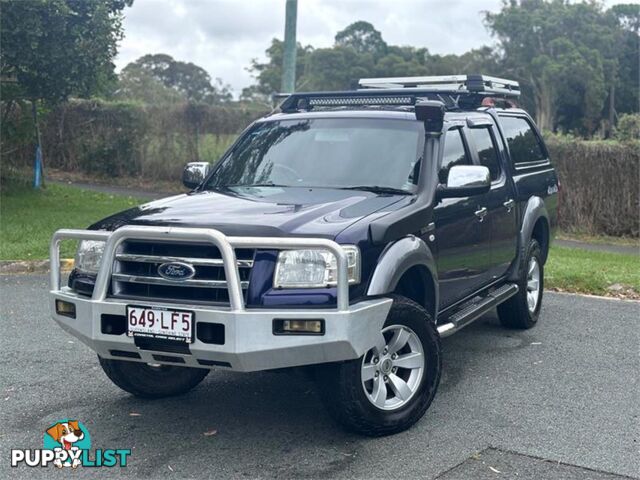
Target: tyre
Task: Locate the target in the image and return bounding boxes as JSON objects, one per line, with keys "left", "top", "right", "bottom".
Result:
{"left": 498, "top": 238, "right": 544, "bottom": 329}
{"left": 317, "top": 295, "right": 442, "bottom": 437}
{"left": 98, "top": 356, "right": 209, "bottom": 399}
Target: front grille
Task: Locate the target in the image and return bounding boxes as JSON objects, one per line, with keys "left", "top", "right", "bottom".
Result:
{"left": 111, "top": 240, "right": 254, "bottom": 305}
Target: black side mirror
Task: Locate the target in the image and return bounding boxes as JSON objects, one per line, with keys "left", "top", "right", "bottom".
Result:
{"left": 437, "top": 165, "right": 491, "bottom": 199}
{"left": 182, "top": 162, "right": 210, "bottom": 189}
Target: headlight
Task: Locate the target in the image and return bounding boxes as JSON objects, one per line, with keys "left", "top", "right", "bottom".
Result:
{"left": 274, "top": 246, "right": 360, "bottom": 288}
{"left": 74, "top": 240, "right": 105, "bottom": 274}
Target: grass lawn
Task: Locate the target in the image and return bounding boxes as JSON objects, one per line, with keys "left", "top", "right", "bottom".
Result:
{"left": 545, "top": 245, "right": 640, "bottom": 298}
{"left": 557, "top": 231, "right": 639, "bottom": 248}
{"left": 1, "top": 182, "right": 144, "bottom": 260}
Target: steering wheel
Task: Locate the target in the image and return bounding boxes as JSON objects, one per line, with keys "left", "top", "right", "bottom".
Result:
{"left": 272, "top": 163, "right": 301, "bottom": 184}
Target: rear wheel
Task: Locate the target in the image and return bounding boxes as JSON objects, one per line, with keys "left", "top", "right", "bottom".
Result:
{"left": 98, "top": 356, "right": 209, "bottom": 398}
{"left": 498, "top": 238, "right": 544, "bottom": 329}
{"left": 317, "top": 296, "right": 441, "bottom": 436}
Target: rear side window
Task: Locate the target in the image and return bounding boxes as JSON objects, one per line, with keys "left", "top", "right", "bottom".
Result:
{"left": 468, "top": 127, "right": 501, "bottom": 181}
{"left": 499, "top": 116, "right": 547, "bottom": 164}
{"left": 440, "top": 129, "right": 470, "bottom": 183}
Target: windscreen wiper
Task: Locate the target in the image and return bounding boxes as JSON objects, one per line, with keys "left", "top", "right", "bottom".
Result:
{"left": 339, "top": 185, "right": 413, "bottom": 195}
{"left": 218, "top": 183, "right": 291, "bottom": 188}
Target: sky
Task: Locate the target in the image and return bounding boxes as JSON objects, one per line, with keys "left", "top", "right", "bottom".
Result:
{"left": 115, "top": 0, "right": 637, "bottom": 96}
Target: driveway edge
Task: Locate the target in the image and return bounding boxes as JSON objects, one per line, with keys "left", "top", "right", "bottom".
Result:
{"left": 0, "top": 259, "right": 74, "bottom": 274}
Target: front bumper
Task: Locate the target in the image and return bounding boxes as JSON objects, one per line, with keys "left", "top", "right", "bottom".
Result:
{"left": 49, "top": 226, "right": 392, "bottom": 372}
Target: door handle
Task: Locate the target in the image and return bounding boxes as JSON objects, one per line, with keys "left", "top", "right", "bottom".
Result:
{"left": 503, "top": 199, "right": 515, "bottom": 212}
{"left": 474, "top": 207, "right": 488, "bottom": 222}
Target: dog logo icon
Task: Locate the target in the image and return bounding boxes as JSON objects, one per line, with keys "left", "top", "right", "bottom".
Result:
{"left": 44, "top": 420, "right": 90, "bottom": 469}
{"left": 11, "top": 419, "right": 130, "bottom": 468}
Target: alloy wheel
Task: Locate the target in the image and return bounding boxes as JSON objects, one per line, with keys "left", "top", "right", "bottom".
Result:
{"left": 361, "top": 325, "right": 425, "bottom": 411}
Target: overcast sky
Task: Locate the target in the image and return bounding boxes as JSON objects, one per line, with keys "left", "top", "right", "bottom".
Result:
{"left": 115, "top": 0, "right": 636, "bottom": 95}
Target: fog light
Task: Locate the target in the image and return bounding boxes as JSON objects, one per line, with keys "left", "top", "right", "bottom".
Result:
{"left": 274, "top": 319, "right": 324, "bottom": 335}
{"left": 56, "top": 300, "right": 76, "bottom": 318}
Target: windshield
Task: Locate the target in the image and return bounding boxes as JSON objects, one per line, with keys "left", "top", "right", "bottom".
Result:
{"left": 205, "top": 118, "right": 424, "bottom": 193}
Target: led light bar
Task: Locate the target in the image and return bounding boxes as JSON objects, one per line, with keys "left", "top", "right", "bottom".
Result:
{"left": 308, "top": 96, "right": 413, "bottom": 107}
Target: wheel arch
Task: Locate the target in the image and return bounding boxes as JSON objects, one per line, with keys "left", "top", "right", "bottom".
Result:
{"left": 508, "top": 196, "right": 550, "bottom": 281}
{"left": 531, "top": 216, "right": 550, "bottom": 263}
{"left": 367, "top": 236, "right": 438, "bottom": 319}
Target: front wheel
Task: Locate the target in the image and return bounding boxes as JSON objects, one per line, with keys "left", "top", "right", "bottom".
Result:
{"left": 98, "top": 356, "right": 209, "bottom": 398}
{"left": 317, "top": 296, "right": 442, "bottom": 436}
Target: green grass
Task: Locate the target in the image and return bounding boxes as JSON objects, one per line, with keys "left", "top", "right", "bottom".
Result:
{"left": 545, "top": 246, "right": 640, "bottom": 297}
{"left": 0, "top": 182, "right": 144, "bottom": 260}
{"left": 557, "top": 230, "right": 639, "bottom": 248}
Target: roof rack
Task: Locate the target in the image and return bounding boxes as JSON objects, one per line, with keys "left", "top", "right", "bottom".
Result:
{"left": 277, "top": 74, "right": 519, "bottom": 113}
{"left": 358, "top": 75, "right": 520, "bottom": 97}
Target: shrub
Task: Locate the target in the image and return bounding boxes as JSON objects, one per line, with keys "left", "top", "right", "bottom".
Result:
{"left": 1, "top": 99, "right": 267, "bottom": 179}
{"left": 614, "top": 113, "right": 640, "bottom": 142}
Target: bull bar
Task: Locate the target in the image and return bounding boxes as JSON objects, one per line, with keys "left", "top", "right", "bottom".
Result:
{"left": 49, "top": 226, "right": 392, "bottom": 372}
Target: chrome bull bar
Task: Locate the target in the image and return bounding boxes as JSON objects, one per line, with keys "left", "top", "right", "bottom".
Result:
{"left": 50, "top": 225, "right": 351, "bottom": 311}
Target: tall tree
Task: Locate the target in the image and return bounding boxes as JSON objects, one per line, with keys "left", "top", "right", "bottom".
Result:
{"left": 116, "top": 67, "right": 185, "bottom": 105}
{"left": 245, "top": 21, "right": 502, "bottom": 96}
{"left": 245, "top": 12, "right": 637, "bottom": 136}
{"left": 1, "top": 0, "right": 133, "bottom": 103}
{"left": 118, "top": 54, "right": 232, "bottom": 104}
{"left": 334, "top": 21, "right": 388, "bottom": 58}
{"left": 0, "top": 0, "right": 133, "bottom": 186}
{"left": 242, "top": 39, "right": 313, "bottom": 100}
{"left": 608, "top": 4, "right": 640, "bottom": 126}
{"left": 304, "top": 47, "right": 375, "bottom": 90}
{"left": 485, "top": 0, "right": 636, "bottom": 135}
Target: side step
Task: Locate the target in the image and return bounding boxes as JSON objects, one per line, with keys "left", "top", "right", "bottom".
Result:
{"left": 437, "top": 283, "right": 519, "bottom": 338}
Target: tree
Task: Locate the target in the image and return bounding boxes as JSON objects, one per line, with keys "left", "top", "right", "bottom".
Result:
{"left": 0, "top": 0, "right": 133, "bottom": 186}
{"left": 242, "top": 39, "right": 313, "bottom": 99}
{"left": 244, "top": 12, "right": 637, "bottom": 136}
{"left": 1, "top": 0, "right": 132, "bottom": 103}
{"left": 245, "top": 22, "right": 502, "bottom": 96}
{"left": 334, "top": 21, "right": 388, "bottom": 58}
{"left": 304, "top": 47, "right": 374, "bottom": 90}
{"left": 609, "top": 4, "right": 640, "bottom": 124}
{"left": 118, "top": 54, "right": 232, "bottom": 104}
{"left": 116, "top": 67, "right": 185, "bottom": 104}
{"left": 485, "top": 0, "right": 636, "bottom": 135}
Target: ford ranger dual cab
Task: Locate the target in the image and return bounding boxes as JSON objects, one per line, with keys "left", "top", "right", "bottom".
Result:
{"left": 49, "top": 75, "right": 558, "bottom": 436}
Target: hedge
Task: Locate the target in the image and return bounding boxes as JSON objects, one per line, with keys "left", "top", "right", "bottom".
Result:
{"left": 1, "top": 100, "right": 268, "bottom": 180}
{"left": 546, "top": 136, "right": 639, "bottom": 237}
{"left": 2, "top": 100, "right": 638, "bottom": 237}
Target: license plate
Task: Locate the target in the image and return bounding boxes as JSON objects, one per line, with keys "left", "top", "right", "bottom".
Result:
{"left": 126, "top": 305, "right": 194, "bottom": 343}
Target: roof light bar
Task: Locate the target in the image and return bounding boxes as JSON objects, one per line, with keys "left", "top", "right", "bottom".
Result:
{"left": 308, "top": 96, "right": 414, "bottom": 107}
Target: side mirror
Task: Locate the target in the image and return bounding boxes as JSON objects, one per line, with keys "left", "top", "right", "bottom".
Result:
{"left": 437, "top": 165, "right": 491, "bottom": 199}
{"left": 182, "top": 162, "right": 210, "bottom": 189}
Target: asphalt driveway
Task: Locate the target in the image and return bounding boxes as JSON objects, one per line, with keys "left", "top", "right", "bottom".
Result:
{"left": 1, "top": 274, "right": 638, "bottom": 479}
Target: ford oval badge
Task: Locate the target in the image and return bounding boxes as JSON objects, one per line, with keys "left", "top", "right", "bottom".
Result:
{"left": 157, "top": 262, "right": 196, "bottom": 281}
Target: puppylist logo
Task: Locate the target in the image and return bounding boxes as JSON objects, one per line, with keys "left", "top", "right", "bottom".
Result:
{"left": 11, "top": 419, "right": 131, "bottom": 468}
